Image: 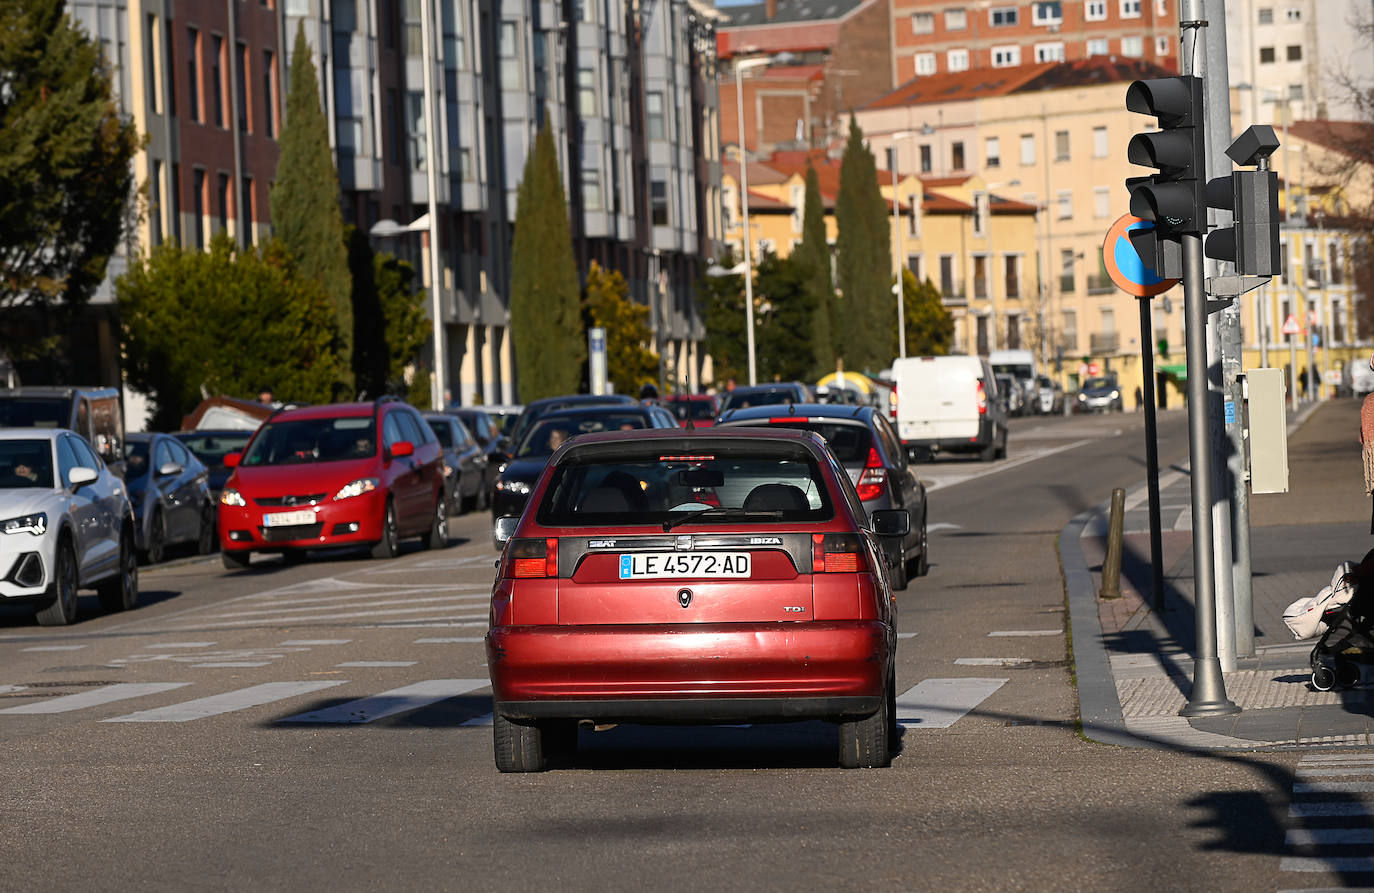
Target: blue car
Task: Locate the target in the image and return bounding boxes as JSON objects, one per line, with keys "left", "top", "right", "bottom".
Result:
{"left": 126, "top": 433, "right": 216, "bottom": 563}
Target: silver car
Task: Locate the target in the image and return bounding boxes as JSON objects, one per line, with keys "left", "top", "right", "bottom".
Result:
{"left": 0, "top": 429, "right": 138, "bottom": 625}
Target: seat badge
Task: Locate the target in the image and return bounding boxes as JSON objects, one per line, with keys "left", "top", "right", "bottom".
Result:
{"left": 675, "top": 535, "right": 693, "bottom": 551}
{"left": 677, "top": 588, "right": 693, "bottom": 608}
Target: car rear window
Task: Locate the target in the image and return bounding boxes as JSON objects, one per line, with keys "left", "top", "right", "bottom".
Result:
{"left": 240, "top": 417, "right": 376, "bottom": 466}
{"left": 668, "top": 399, "right": 716, "bottom": 421}
{"left": 516, "top": 414, "right": 647, "bottom": 458}
{"left": 0, "top": 398, "right": 68, "bottom": 428}
{"left": 750, "top": 421, "right": 872, "bottom": 464}
{"left": 0, "top": 439, "right": 54, "bottom": 488}
{"left": 719, "top": 390, "right": 795, "bottom": 412}
{"left": 535, "top": 444, "right": 834, "bottom": 526}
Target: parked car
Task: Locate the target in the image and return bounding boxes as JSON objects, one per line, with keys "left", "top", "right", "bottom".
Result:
{"left": 423, "top": 412, "right": 488, "bottom": 513}
{"left": 451, "top": 408, "right": 510, "bottom": 499}
{"left": 0, "top": 386, "right": 126, "bottom": 477}
{"left": 486, "top": 426, "right": 905, "bottom": 771}
{"left": 490, "top": 404, "right": 680, "bottom": 540}
{"left": 995, "top": 374, "right": 1025, "bottom": 417}
{"left": 1076, "top": 376, "right": 1124, "bottom": 413}
{"left": 217, "top": 397, "right": 447, "bottom": 568}
{"left": 124, "top": 433, "right": 216, "bottom": 564}
{"left": 663, "top": 393, "right": 720, "bottom": 427}
{"left": 506, "top": 394, "right": 637, "bottom": 449}
{"left": 1035, "top": 375, "right": 1065, "bottom": 415}
{"left": 0, "top": 428, "right": 138, "bottom": 625}
{"left": 174, "top": 428, "right": 255, "bottom": 500}
{"left": 891, "top": 355, "right": 1008, "bottom": 462}
{"left": 715, "top": 403, "right": 928, "bottom": 588}
{"left": 480, "top": 404, "right": 524, "bottom": 440}
{"left": 717, "top": 382, "right": 813, "bottom": 414}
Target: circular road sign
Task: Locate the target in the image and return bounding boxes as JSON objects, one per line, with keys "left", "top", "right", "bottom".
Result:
{"left": 1103, "top": 214, "right": 1180, "bottom": 298}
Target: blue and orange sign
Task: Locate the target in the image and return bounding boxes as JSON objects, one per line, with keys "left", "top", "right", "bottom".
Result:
{"left": 1103, "top": 213, "right": 1180, "bottom": 298}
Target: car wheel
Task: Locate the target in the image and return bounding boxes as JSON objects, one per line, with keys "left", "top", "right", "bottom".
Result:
{"left": 889, "top": 545, "right": 909, "bottom": 592}
{"left": 886, "top": 667, "right": 900, "bottom": 752}
{"left": 221, "top": 550, "right": 251, "bottom": 570}
{"left": 979, "top": 440, "right": 996, "bottom": 462}
{"left": 995, "top": 430, "right": 1008, "bottom": 460}
{"left": 493, "top": 712, "right": 547, "bottom": 773}
{"left": 915, "top": 515, "right": 930, "bottom": 578}
{"left": 36, "top": 538, "right": 78, "bottom": 627}
{"left": 142, "top": 510, "right": 165, "bottom": 565}
{"left": 197, "top": 503, "right": 217, "bottom": 555}
{"left": 97, "top": 528, "right": 139, "bottom": 613}
{"left": 837, "top": 688, "right": 891, "bottom": 769}
{"left": 370, "top": 498, "right": 399, "bottom": 559}
{"left": 422, "top": 494, "right": 448, "bottom": 550}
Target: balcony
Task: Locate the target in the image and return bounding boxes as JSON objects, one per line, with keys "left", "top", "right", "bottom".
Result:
{"left": 1086, "top": 273, "right": 1114, "bottom": 294}
{"left": 1090, "top": 332, "right": 1120, "bottom": 354}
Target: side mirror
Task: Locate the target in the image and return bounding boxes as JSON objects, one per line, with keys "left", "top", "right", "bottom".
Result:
{"left": 157, "top": 462, "right": 183, "bottom": 477}
{"left": 389, "top": 440, "right": 415, "bottom": 459}
{"left": 493, "top": 515, "right": 519, "bottom": 546}
{"left": 224, "top": 452, "right": 242, "bottom": 469}
{"left": 871, "top": 509, "right": 910, "bottom": 538}
{"left": 68, "top": 467, "right": 98, "bottom": 489}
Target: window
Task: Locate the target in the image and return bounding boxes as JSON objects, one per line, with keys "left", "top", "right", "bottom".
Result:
{"left": 647, "top": 91, "right": 664, "bottom": 140}
{"left": 499, "top": 20, "right": 521, "bottom": 90}
{"left": 947, "top": 48, "right": 969, "bottom": 71}
{"left": 985, "top": 136, "right": 1001, "bottom": 168}
{"left": 1258, "top": 7, "right": 1273, "bottom": 23}
{"left": 1121, "top": 36, "right": 1143, "bottom": 57}
{"left": 144, "top": 15, "right": 162, "bottom": 116}
{"left": 919, "top": 144, "right": 932, "bottom": 173}
{"left": 150, "top": 160, "right": 163, "bottom": 245}
{"left": 1286, "top": 7, "right": 1301, "bottom": 21}
{"left": 972, "top": 255, "right": 988, "bottom": 298}
{"left": 1004, "top": 255, "right": 1020, "bottom": 298}
{"left": 165, "top": 20, "right": 176, "bottom": 115}
{"left": 193, "top": 168, "right": 206, "bottom": 249}
{"left": 651, "top": 178, "right": 668, "bottom": 226}
{"left": 1032, "top": 2, "right": 1062, "bottom": 25}
{"left": 1286, "top": 45, "right": 1302, "bottom": 61}
{"left": 1020, "top": 133, "right": 1035, "bottom": 165}
{"left": 1156, "top": 0, "right": 1167, "bottom": 13}
{"left": 217, "top": 172, "right": 230, "bottom": 233}
{"left": 1093, "top": 126, "right": 1108, "bottom": 158}
{"left": 1059, "top": 248, "right": 1076, "bottom": 292}
{"left": 973, "top": 192, "right": 989, "bottom": 236}
{"left": 885, "top": 147, "right": 895, "bottom": 171}
{"left": 582, "top": 169, "right": 602, "bottom": 211}
{"left": 1056, "top": 190, "right": 1072, "bottom": 219}
{"left": 241, "top": 175, "right": 254, "bottom": 243}
{"left": 990, "top": 6, "right": 1018, "bottom": 26}
{"left": 945, "top": 8, "right": 967, "bottom": 29}
{"left": 263, "top": 50, "right": 277, "bottom": 137}
{"left": 1061, "top": 310, "right": 1078, "bottom": 350}
{"left": 1155, "top": 36, "right": 1170, "bottom": 56}
{"left": 1120, "top": 0, "right": 1141, "bottom": 16}
{"left": 915, "top": 53, "right": 936, "bottom": 76}
{"left": 170, "top": 163, "right": 181, "bottom": 242}
{"left": 1087, "top": 38, "right": 1109, "bottom": 56}
{"left": 578, "top": 68, "right": 595, "bottom": 116}
{"left": 939, "top": 255, "right": 956, "bottom": 296}
{"left": 911, "top": 11, "right": 934, "bottom": 33}
{"left": 1035, "top": 42, "right": 1064, "bottom": 63}
{"left": 187, "top": 27, "right": 200, "bottom": 122}
{"left": 951, "top": 141, "right": 965, "bottom": 170}
{"left": 907, "top": 196, "right": 919, "bottom": 236}
{"left": 1086, "top": 0, "right": 1107, "bottom": 21}
{"left": 211, "top": 35, "right": 224, "bottom": 127}
{"left": 991, "top": 45, "right": 1021, "bottom": 67}
{"left": 908, "top": 254, "right": 922, "bottom": 279}
{"left": 1054, "top": 130, "right": 1069, "bottom": 161}
{"left": 1094, "top": 186, "right": 1110, "bottom": 218}
{"left": 236, "top": 41, "right": 249, "bottom": 132}
{"left": 1259, "top": 46, "right": 1276, "bottom": 63}
{"left": 1288, "top": 83, "right": 1304, "bottom": 100}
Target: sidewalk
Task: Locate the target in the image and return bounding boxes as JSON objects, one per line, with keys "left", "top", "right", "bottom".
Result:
{"left": 1064, "top": 398, "right": 1374, "bottom": 750}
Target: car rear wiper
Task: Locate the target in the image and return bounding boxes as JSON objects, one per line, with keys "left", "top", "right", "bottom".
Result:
{"left": 662, "top": 506, "right": 782, "bottom": 532}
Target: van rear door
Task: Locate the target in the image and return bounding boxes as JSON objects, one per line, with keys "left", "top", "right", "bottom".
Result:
{"left": 893, "top": 357, "right": 981, "bottom": 443}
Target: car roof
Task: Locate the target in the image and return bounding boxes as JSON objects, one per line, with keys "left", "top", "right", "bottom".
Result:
{"left": 533, "top": 404, "right": 657, "bottom": 420}
{"left": 0, "top": 386, "right": 118, "bottom": 398}
{"left": 269, "top": 401, "right": 396, "bottom": 421}
{"left": 472, "top": 404, "right": 522, "bottom": 413}
{"left": 0, "top": 428, "right": 65, "bottom": 442}
{"left": 717, "top": 402, "right": 873, "bottom": 424}
{"left": 553, "top": 425, "right": 825, "bottom": 453}
{"left": 526, "top": 394, "right": 635, "bottom": 410}
{"left": 727, "top": 382, "right": 804, "bottom": 394}
{"left": 665, "top": 393, "right": 714, "bottom": 401}
{"left": 174, "top": 428, "right": 255, "bottom": 436}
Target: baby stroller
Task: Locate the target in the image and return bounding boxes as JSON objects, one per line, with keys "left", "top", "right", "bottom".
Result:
{"left": 1283, "top": 558, "right": 1374, "bottom": 691}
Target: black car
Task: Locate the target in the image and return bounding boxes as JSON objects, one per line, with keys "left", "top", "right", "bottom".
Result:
{"left": 125, "top": 432, "right": 216, "bottom": 563}
{"left": 174, "top": 428, "right": 255, "bottom": 500}
{"left": 716, "top": 403, "right": 929, "bottom": 589}
{"left": 717, "top": 382, "right": 813, "bottom": 414}
{"left": 423, "top": 412, "right": 488, "bottom": 513}
{"left": 505, "top": 393, "right": 637, "bottom": 450}
{"left": 451, "top": 408, "right": 509, "bottom": 499}
{"left": 491, "top": 403, "right": 679, "bottom": 545}
{"left": 1075, "top": 376, "right": 1124, "bottom": 413}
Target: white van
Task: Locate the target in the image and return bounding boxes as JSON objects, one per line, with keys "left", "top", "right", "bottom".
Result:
{"left": 891, "top": 355, "right": 1008, "bottom": 462}
{"left": 989, "top": 349, "right": 1038, "bottom": 416}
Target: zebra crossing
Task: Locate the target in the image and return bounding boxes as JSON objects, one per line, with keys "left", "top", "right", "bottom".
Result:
{"left": 1279, "top": 752, "right": 1374, "bottom": 886}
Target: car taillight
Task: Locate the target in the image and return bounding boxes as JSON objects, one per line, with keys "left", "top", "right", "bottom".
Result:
{"left": 854, "top": 446, "right": 887, "bottom": 501}
{"left": 812, "top": 533, "right": 869, "bottom": 574}
{"left": 504, "top": 537, "right": 558, "bottom": 579}
{"left": 976, "top": 379, "right": 988, "bottom": 415}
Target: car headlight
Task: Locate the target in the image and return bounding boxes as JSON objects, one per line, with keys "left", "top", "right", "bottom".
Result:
{"left": 1077, "top": 393, "right": 1087, "bottom": 401}
{"left": 0, "top": 512, "right": 47, "bottom": 536}
{"left": 334, "top": 478, "right": 380, "bottom": 501}
{"left": 220, "top": 489, "right": 246, "bottom": 507}
{"left": 1110, "top": 390, "right": 1120, "bottom": 400}
{"left": 495, "top": 479, "right": 530, "bottom": 496}
{"left": 442, "top": 463, "right": 454, "bottom": 477}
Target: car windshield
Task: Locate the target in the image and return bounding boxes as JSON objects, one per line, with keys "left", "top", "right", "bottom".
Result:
{"left": 0, "top": 398, "right": 67, "bottom": 428}
{"left": 748, "top": 421, "right": 873, "bottom": 464}
{"left": 125, "top": 441, "right": 151, "bottom": 479}
{"left": 536, "top": 444, "right": 833, "bottom": 526}
{"left": 668, "top": 399, "right": 716, "bottom": 421}
{"left": 719, "top": 390, "right": 795, "bottom": 412}
{"left": 427, "top": 419, "right": 454, "bottom": 448}
{"left": 494, "top": 414, "right": 520, "bottom": 437}
{"left": 176, "top": 432, "right": 252, "bottom": 468}
{"left": 1084, "top": 377, "right": 1116, "bottom": 390}
{"left": 0, "top": 440, "right": 55, "bottom": 488}
{"left": 239, "top": 417, "right": 376, "bottom": 466}
{"left": 516, "top": 414, "right": 648, "bottom": 459}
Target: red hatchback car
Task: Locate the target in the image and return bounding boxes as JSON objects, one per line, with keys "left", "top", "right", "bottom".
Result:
{"left": 217, "top": 398, "right": 447, "bottom": 567}
{"left": 486, "top": 427, "right": 908, "bottom": 772}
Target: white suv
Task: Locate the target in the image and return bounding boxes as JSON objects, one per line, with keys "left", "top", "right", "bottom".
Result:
{"left": 0, "top": 429, "right": 138, "bottom": 625}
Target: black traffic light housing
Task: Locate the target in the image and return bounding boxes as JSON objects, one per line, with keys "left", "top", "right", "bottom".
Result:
{"left": 1203, "top": 125, "right": 1283, "bottom": 277}
{"left": 1125, "top": 76, "right": 1206, "bottom": 239}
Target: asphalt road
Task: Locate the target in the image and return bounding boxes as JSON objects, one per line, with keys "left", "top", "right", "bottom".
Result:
{"left": 0, "top": 408, "right": 1345, "bottom": 891}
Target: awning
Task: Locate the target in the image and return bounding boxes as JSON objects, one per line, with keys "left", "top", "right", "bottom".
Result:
{"left": 1158, "top": 363, "right": 1187, "bottom": 381}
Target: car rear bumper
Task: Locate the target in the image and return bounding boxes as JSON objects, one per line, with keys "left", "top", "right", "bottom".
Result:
{"left": 902, "top": 418, "right": 997, "bottom": 454}
{"left": 487, "top": 620, "right": 890, "bottom": 721}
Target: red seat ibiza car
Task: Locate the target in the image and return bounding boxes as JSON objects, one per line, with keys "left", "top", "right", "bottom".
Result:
{"left": 486, "top": 427, "right": 908, "bottom": 772}
{"left": 217, "top": 397, "right": 447, "bottom": 567}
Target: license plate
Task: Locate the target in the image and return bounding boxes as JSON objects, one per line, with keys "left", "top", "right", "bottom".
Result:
{"left": 618, "top": 552, "right": 751, "bottom": 579}
{"left": 263, "top": 509, "right": 316, "bottom": 527}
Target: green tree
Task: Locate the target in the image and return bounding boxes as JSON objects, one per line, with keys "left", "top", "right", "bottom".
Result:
{"left": 346, "top": 225, "right": 429, "bottom": 406}
{"left": 117, "top": 235, "right": 347, "bottom": 431}
{"left": 790, "top": 164, "right": 836, "bottom": 378}
{"left": 892, "top": 269, "right": 955, "bottom": 358}
{"left": 509, "top": 110, "right": 584, "bottom": 399}
{"left": 754, "top": 252, "right": 817, "bottom": 382}
{"left": 0, "top": 0, "right": 140, "bottom": 363}
{"left": 698, "top": 249, "right": 747, "bottom": 386}
{"left": 271, "top": 22, "right": 352, "bottom": 394}
{"left": 584, "top": 261, "right": 658, "bottom": 396}
{"left": 834, "top": 115, "right": 892, "bottom": 374}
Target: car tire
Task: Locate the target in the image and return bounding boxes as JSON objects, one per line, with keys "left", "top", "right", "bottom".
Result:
{"left": 422, "top": 494, "right": 447, "bottom": 550}
{"left": 493, "top": 712, "right": 547, "bottom": 773}
{"left": 979, "top": 441, "right": 996, "bottom": 462}
{"left": 837, "top": 689, "right": 891, "bottom": 769}
{"left": 914, "top": 515, "right": 930, "bottom": 577}
{"left": 886, "top": 667, "right": 901, "bottom": 752}
{"left": 221, "top": 550, "right": 251, "bottom": 570}
{"left": 995, "top": 430, "right": 1008, "bottom": 460}
{"left": 97, "top": 528, "right": 138, "bottom": 613}
{"left": 196, "top": 503, "right": 217, "bottom": 555}
{"left": 370, "top": 498, "right": 399, "bottom": 560}
{"left": 142, "top": 510, "right": 165, "bottom": 566}
{"left": 36, "top": 538, "right": 78, "bottom": 627}
{"left": 889, "top": 545, "right": 909, "bottom": 592}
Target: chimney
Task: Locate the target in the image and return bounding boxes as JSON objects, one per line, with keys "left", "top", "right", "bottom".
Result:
{"left": 764, "top": 0, "right": 777, "bottom": 19}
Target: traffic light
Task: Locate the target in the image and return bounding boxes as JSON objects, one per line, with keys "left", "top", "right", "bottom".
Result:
{"left": 1125, "top": 76, "right": 1206, "bottom": 241}
{"left": 1204, "top": 125, "right": 1283, "bottom": 277}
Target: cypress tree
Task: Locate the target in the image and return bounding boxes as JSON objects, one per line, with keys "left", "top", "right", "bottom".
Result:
{"left": 509, "top": 110, "right": 584, "bottom": 400}
{"left": 271, "top": 22, "right": 353, "bottom": 395}
{"left": 791, "top": 165, "right": 835, "bottom": 378}
{"left": 892, "top": 269, "right": 955, "bottom": 358}
{"left": 835, "top": 115, "right": 892, "bottom": 373}
{"left": 584, "top": 261, "right": 658, "bottom": 396}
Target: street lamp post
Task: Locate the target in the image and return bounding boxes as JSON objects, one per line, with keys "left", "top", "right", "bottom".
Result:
{"left": 418, "top": 0, "right": 446, "bottom": 409}
{"left": 890, "top": 131, "right": 916, "bottom": 359}
{"left": 734, "top": 55, "right": 773, "bottom": 386}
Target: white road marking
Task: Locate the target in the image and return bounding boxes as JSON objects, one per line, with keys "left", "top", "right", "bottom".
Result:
{"left": 955, "top": 657, "right": 1032, "bottom": 667}
{"left": 415, "top": 637, "right": 486, "bottom": 644}
{"left": 279, "top": 679, "right": 489, "bottom": 724}
{"left": 279, "top": 639, "right": 353, "bottom": 646}
{"left": 896, "top": 632, "right": 917, "bottom": 639}
{"left": 922, "top": 439, "right": 1095, "bottom": 492}
{"left": 1289, "top": 802, "right": 1374, "bottom": 818}
{"left": 1281, "top": 857, "right": 1374, "bottom": 873}
{"left": 1286, "top": 828, "right": 1374, "bottom": 845}
{"left": 1293, "top": 781, "right": 1374, "bottom": 794}
{"left": 0, "top": 683, "right": 191, "bottom": 714}
{"left": 159, "top": 608, "right": 491, "bottom": 631}
{"left": 926, "top": 523, "right": 962, "bottom": 533}
{"left": 894, "top": 678, "right": 1007, "bottom": 729}
{"left": 206, "top": 594, "right": 487, "bottom": 619}
{"left": 1298, "top": 767, "right": 1374, "bottom": 777}
{"left": 366, "top": 619, "right": 488, "bottom": 629}
{"left": 102, "top": 681, "right": 345, "bottom": 723}
{"left": 335, "top": 661, "right": 418, "bottom": 668}
{"left": 461, "top": 712, "right": 493, "bottom": 727}
{"left": 146, "top": 642, "right": 216, "bottom": 649}
{"left": 237, "top": 586, "right": 489, "bottom": 608}
{"left": 1299, "top": 754, "right": 1374, "bottom": 764}
{"left": 988, "top": 630, "right": 1060, "bottom": 637}
{"left": 20, "top": 645, "right": 87, "bottom": 652}
{"left": 192, "top": 662, "right": 271, "bottom": 668}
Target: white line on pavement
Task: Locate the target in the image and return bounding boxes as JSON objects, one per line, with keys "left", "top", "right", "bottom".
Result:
{"left": 955, "top": 657, "right": 1032, "bottom": 667}
{"left": 414, "top": 637, "right": 486, "bottom": 643}
{"left": 1285, "top": 828, "right": 1374, "bottom": 845}
{"left": 1280, "top": 857, "right": 1374, "bottom": 873}
{"left": 896, "top": 632, "right": 917, "bottom": 639}
{"left": 279, "top": 679, "right": 489, "bottom": 724}
{"left": 192, "top": 662, "right": 271, "bottom": 668}
{"left": 20, "top": 645, "right": 87, "bottom": 652}
{"left": 1297, "top": 767, "right": 1374, "bottom": 777}
{"left": 205, "top": 594, "right": 487, "bottom": 619}
{"left": 279, "top": 639, "right": 353, "bottom": 646}
{"left": 239, "top": 586, "right": 489, "bottom": 609}
{"left": 102, "top": 681, "right": 346, "bottom": 723}
{"left": 160, "top": 608, "right": 491, "bottom": 630}
{"left": 1289, "top": 802, "right": 1374, "bottom": 818}
{"left": 0, "top": 683, "right": 191, "bottom": 714}
{"left": 461, "top": 712, "right": 493, "bottom": 727}
{"left": 1299, "top": 754, "right": 1374, "bottom": 764}
{"left": 1293, "top": 781, "right": 1374, "bottom": 794}
{"left": 923, "top": 439, "right": 1096, "bottom": 492}
{"left": 894, "top": 678, "right": 1007, "bottom": 729}
{"left": 987, "top": 630, "right": 1060, "bottom": 637}
{"left": 146, "top": 642, "right": 217, "bottom": 649}
{"left": 335, "top": 661, "right": 418, "bottom": 668}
